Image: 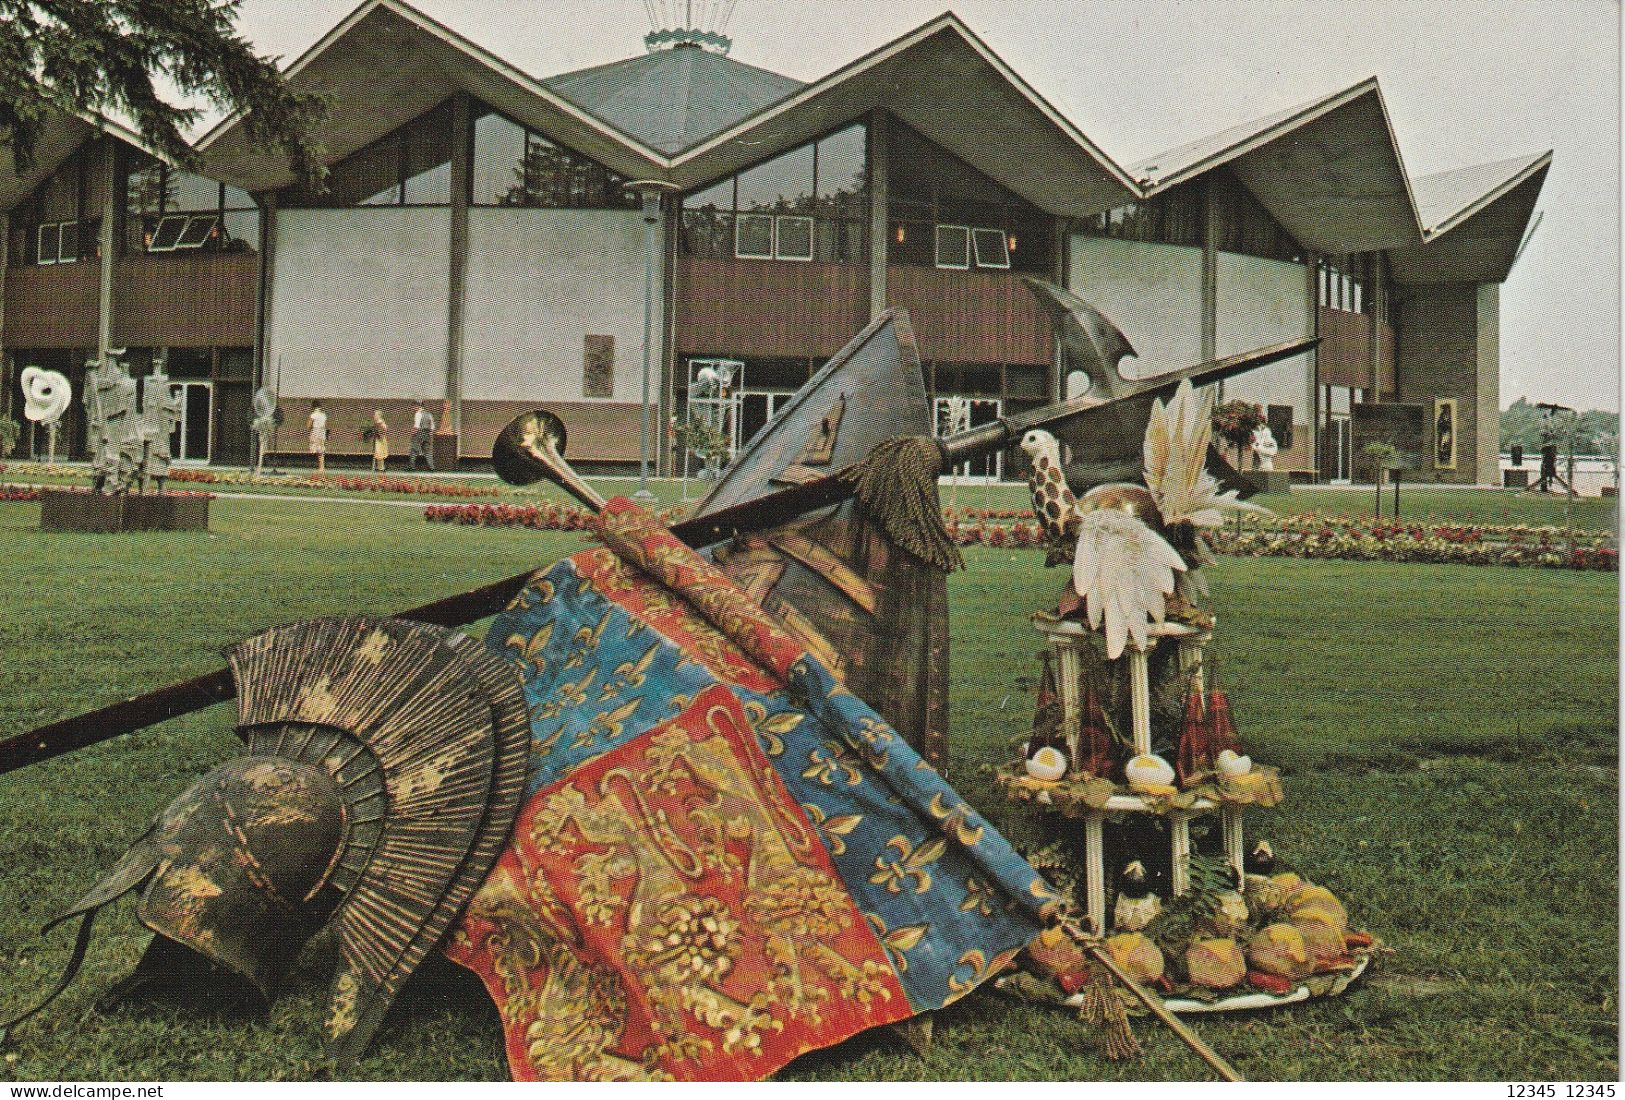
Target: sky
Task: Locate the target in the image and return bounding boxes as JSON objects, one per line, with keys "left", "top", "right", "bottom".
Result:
{"left": 235, "top": 0, "right": 1622, "bottom": 412}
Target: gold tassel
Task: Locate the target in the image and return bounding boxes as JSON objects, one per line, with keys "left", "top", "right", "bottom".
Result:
{"left": 836, "top": 437, "right": 964, "bottom": 573}
{"left": 1078, "top": 971, "right": 1142, "bottom": 1061}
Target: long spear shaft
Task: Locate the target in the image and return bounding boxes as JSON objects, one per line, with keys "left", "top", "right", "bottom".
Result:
{"left": 0, "top": 336, "right": 1312, "bottom": 777}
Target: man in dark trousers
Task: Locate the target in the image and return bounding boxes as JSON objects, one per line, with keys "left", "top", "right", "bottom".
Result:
{"left": 410, "top": 401, "right": 436, "bottom": 471}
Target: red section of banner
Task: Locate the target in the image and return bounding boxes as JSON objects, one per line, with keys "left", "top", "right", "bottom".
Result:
{"left": 446, "top": 684, "right": 910, "bottom": 1081}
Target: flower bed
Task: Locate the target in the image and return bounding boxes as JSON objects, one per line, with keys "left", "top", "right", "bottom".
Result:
{"left": 2, "top": 462, "right": 497, "bottom": 499}
{"left": 1208, "top": 516, "right": 1617, "bottom": 571}
{"left": 426, "top": 501, "right": 1615, "bottom": 570}
{"left": 167, "top": 467, "right": 492, "bottom": 497}
{"left": 0, "top": 483, "right": 42, "bottom": 502}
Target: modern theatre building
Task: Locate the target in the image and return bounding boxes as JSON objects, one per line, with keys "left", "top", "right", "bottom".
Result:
{"left": 0, "top": 1, "right": 1550, "bottom": 484}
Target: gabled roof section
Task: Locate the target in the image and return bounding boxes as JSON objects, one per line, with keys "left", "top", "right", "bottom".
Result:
{"left": 1409, "top": 150, "right": 1552, "bottom": 238}
{"left": 1389, "top": 151, "right": 1551, "bottom": 284}
{"left": 194, "top": 0, "right": 671, "bottom": 192}
{"left": 0, "top": 107, "right": 163, "bottom": 212}
{"left": 664, "top": 12, "right": 1140, "bottom": 216}
{"left": 543, "top": 47, "right": 804, "bottom": 156}
{"left": 1134, "top": 78, "right": 1425, "bottom": 253}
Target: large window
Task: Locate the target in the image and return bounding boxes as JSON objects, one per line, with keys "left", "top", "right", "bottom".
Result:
{"left": 680, "top": 123, "right": 869, "bottom": 264}
{"left": 123, "top": 153, "right": 259, "bottom": 254}
{"left": 1210, "top": 171, "right": 1302, "bottom": 262}
{"left": 1318, "top": 254, "right": 1369, "bottom": 314}
{"left": 8, "top": 145, "right": 103, "bottom": 266}
{"left": 471, "top": 107, "right": 638, "bottom": 209}
{"left": 1078, "top": 172, "right": 1304, "bottom": 263}
{"left": 285, "top": 102, "right": 453, "bottom": 207}
{"left": 1074, "top": 184, "right": 1204, "bottom": 249}
{"left": 886, "top": 120, "right": 1052, "bottom": 274}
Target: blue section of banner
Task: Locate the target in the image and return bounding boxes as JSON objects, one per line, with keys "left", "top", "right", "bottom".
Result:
{"left": 488, "top": 553, "right": 1051, "bottom": 1012}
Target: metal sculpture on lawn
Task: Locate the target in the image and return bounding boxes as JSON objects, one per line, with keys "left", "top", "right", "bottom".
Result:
{"left": 84, "top": 350, "right": 182, "bottom": 495}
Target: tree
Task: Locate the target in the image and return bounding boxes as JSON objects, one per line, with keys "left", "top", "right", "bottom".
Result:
{"left": 0, "top": 0, "right": 325, "bottom": 180}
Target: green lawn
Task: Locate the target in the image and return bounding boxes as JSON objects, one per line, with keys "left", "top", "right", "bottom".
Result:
{"left": 0, "top": 495, "right": 1615, "bottom": 1082}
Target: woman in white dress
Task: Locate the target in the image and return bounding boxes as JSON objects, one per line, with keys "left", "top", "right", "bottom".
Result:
{"left": 308, "top": 401, "right": 328, "bottom": 473}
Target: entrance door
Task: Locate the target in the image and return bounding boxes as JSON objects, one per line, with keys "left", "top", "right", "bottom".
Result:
{"left": 1326, "top": 416, "right": 1351, "bottom": 482}
{"left": 935, "top": 397, "right": 1003, "bottom": 480}
{"left": 169, "top": 381, "right": 213, "bottom": 464}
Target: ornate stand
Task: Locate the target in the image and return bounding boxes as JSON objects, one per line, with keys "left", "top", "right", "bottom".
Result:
{"left": 1027, "top": 615, "right": 1238, "bottom": 935}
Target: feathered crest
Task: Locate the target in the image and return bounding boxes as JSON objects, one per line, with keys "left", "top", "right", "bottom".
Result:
{"left": 1144, "top": 380, "right": 1269, "bottom": 528}
{"left": 1072, "top": 509, "right": 1186, "bottom": 659}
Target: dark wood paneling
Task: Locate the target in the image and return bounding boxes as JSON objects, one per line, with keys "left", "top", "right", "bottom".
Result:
{"left": 677, "top": 257, "right": 867, "bottom": 360}
{"left": 3, "top": 263, "right": 100, "bottom": 347}
{"left": 1318, "top": 307, "right": 1375, "bottom": 389}
{"left": 270, "top": 398, "right": 644, "bottom": 464}
{"left": 886, "top": 265, "right": 1051, "bottom": 365}
{"left": 113, "top": 252, "right": 257, "bottom": 347}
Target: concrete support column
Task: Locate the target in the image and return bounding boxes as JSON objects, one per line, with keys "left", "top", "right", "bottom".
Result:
{"left": 254, "top": 192, "right": 278, "bottom": 394}
{"left": 96, "top": 138, "right": 117, "bottom": 357}
{"left": 1200, "top": 180, "right": 1218, "bottom": 390}
{"left": 444, "top": 93, "right": 472, "bottom": 447}
{"left": 1307, "top": 252, "right": 1321, "bottom": 476}
{"left": 868, "top": 109, "right": 888, "bottom": 318}
{"left": 1474, "top": 283, "right": 1500, "bottom": 484}
{"left": 0, "top": 210, "right": 9, "bottom": 408}
{"left": 658, "top": 196, "right": 678, "bottom": 477}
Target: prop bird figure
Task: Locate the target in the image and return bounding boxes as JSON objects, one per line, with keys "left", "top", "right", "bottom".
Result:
{"left": 1021, "top": 380, "right": 1267, "bottom": 659}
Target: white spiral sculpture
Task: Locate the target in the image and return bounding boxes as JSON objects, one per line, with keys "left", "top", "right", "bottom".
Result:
{"left": 21, "top": 367, "right": 72, "bottom": 425}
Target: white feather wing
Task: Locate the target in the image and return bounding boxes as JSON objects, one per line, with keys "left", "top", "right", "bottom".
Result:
{"left": 1145, "top": 379, "right": 1270, "bottom": 527}
{"left": 1071, "top": 509, "right": 1186, "bottom": 660}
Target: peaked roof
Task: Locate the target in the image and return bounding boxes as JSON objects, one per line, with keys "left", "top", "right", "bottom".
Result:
{"left": 1389, "top": 150, "right": 1552, "bottom": 284}
{"left": 543, "top": 46, "right": 804, "bottom": 156}
{"left": 0, "top": 106, "right": 164, "bottom": 211}
{"left": 1133, "top": 77, "right": 1424, "bottom": 253}
{"left": 192, "top": 3, "right": 1139, "bottom": 216}
{"left": 1409, "top": 150, "right": 1552, "bottom": 237}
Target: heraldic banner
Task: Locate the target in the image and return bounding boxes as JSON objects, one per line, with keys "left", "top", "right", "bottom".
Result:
{"left": 443, "top": 499, "right": 1061, "bottom": 1081}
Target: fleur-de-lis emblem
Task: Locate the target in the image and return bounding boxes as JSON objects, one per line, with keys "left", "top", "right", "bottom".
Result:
{"left": 929, "top": 792, "right": 985, "bottom": 847}
{"left": 535, "top": 667, "right": 598, "bottom": 719}
{"left": 563, "top": 611, "right": 612, "bottom": 669}
{"left": 574, "top": 697, "right": 642, "bottom": 750}
{"left": 801, "top": 742, "right": 863, "bottom": 787}
{"left": 744, "top": 701, "right": 804, "bottom": 757}
{"left": 599, "top": 643, "right": 659, "bottom": 700}
{"left": 958, "top": 876, "right": 995, "bottom": 917}
{"left": 865, "top": 913, "right": 929, "bottom": 973}
{"left": 503, "top": 620, "right": 554, "bottom": 677}
{"left": 869, "top": 834, "right": 945, "bottom": 894}
{"left": 801, "top": 803, "right": 863, "bottom": 856}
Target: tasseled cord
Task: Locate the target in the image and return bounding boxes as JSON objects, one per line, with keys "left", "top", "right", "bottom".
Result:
{"left": 836, "top": 437, "right": 964, "bottom": 573}
{"left": 1079, "top": 965, "right": 1143, "bottom": 1062}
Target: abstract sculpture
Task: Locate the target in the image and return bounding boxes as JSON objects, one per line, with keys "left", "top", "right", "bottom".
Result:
{"left": 85, "top": 350, "right": 181, "bottom": 495}
{"left": 20, "top": 366, "right": 71, "bottom": 464}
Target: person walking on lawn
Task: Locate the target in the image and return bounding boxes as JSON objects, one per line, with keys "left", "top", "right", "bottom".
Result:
{"left": 410, "top": 401, "right": 436, "bottom": 471}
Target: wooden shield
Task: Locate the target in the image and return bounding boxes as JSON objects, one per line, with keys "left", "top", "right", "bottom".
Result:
{"left": 691, "top": 312, "right": 950, "bottom": 769}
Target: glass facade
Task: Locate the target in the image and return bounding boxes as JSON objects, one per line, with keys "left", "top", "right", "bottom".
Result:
{"left": 471, "top": 106, "right": 637, "bottom": 209}
{"left": 285, "top": 101, "right": 453, "bottom": 207}
{"left": 886, "top": 120, "right": 1052, "bottom": 274}
{"left": 123, "top": 152, "right": 259, "bottom": 254}
{"left": 1077, "top": 171, "right": 1304, "bottom": 263}
{"left": 7, "top": 145, "right": 103, "bottom": 266}
{"left": 680, "top": 122, "right": 869, "bottom": 263}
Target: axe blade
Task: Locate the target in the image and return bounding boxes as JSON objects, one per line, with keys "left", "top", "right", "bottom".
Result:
{"left": 1023, "top": 277, "right": 1138, "bottom": 400}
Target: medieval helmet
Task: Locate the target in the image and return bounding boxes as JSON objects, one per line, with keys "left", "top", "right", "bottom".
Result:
{"left": 9, "top": 617, "right": 530, "bottom": 1065}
